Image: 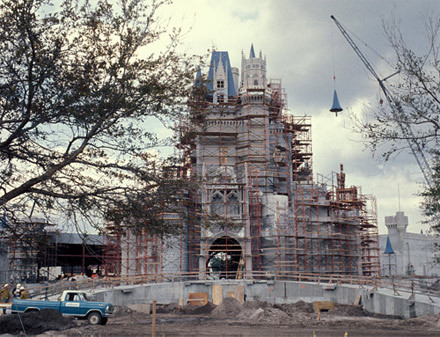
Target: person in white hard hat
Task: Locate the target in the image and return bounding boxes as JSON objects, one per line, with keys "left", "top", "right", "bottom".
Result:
{"left": 1, "top": 284, "right": 12, "bottom": 314}
{"left": 13, "top": 283, "right": 21, "bottom": 298}
{"left": 19, "top": 286, "right": 27, "bottom": 299}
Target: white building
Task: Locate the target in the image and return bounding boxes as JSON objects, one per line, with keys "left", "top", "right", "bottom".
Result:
{"left": 380, "top": 211, "right": 440, "bottom": 277}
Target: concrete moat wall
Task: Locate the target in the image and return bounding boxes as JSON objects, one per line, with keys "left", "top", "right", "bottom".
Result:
{"left": 92, "top": 280, "right": 440, "bottom": 319}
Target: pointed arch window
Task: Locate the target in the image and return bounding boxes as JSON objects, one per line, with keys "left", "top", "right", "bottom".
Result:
{"left": 211, "top": 191, "right": 225, "bottom": 215}
{"left": 227, "top": 191, "right": 240, "bottom": 215}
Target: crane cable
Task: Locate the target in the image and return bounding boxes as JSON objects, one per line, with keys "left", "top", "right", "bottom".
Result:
{"left": 331, "top": 21, "right": 337, "bottom": 88}
{"left": 336, "top": 18, "right": 395, "bottom": 106}
{"left": 340, "top": 20, "right": 394, "bottom": 69}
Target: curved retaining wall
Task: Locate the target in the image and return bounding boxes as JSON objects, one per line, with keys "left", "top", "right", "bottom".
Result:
{"left": 92, "top": 280, "right": 440, "bottom": 319}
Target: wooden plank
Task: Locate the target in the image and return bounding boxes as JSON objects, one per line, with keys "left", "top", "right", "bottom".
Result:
{"left": 188, "top": 292, "right": 208, "bottom": 306}
{"left": 353, "top": 294, "right": 361, "bottom": 306}
{"left": 234, "top": 285, "right": 245, "bottom": 304}
{"left": 212, "top": 285, "right": 223, "bottom": 305}
{"left": 152, "top": 300, "right": 156, "bottom": 337}
{"left": 313, "top": 301, "right": 334, "bottom": 314}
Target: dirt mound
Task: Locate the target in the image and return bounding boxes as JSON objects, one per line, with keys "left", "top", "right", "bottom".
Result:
{"left": 398, "top": 314, "right": 440, "bottom": 329}
{"left": 0, "top": 309, "right": 77, "bottom": 335}
{"left": 328, "top": 304, "right": 367, "bottom": 317}
{"left": 238, "top": 305, "right": 290, "bottom": 324}
{"left": 211, "top": 298, "right": 243, "bottom": 319}
{"left": 182, "top": 302, "right": 216, "bottom": 315}
{"left": 274, "top": 300, "right": 314, "bottom": 315}
{"left": 243, "top": 301, "right": 270, "bottom": 310}
{"left": 156, "top": 303, "right": 181, "bottom": 314}
{"left": 259, "top": 307, "right": 290, "bottom": 324}
{"left": 113, "top": 305, "right": 134, "bottom": 316}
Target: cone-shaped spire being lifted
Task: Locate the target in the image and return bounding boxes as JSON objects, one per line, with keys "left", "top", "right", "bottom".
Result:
{"left": 330, "top": 90, "right": 343, "bottom": 116}
{"left": 249, "top": 44, "right": 255, "bottom": 58}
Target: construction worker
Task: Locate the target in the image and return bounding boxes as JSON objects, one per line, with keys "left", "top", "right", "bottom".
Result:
{"left": 19, "top": 286, "right": 27, "bottom": 299}
{"left": 1, "top": 284, "right": 12, "bottom": 314}
{"left": 12, "top": 283, "right": 21, "bottom": 298}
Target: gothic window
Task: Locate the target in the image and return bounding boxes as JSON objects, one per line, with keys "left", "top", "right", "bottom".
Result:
{"left": 217, "top": 80, "right": 224, "bottom": 88}
{"left": 211, "top": 191, "right": 225, "bottom": 215}
{"left": 210, "top": 190, "right": 240, "bottom": 216}
{"left": 253, "top": 79, "right": 258, "bottom": 86}
{"left": 227, "top": 191, "right": 240, "bottom": 215}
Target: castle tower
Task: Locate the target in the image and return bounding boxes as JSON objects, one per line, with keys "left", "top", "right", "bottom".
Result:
{"left": 206, "top": 51, "right": 237, "bottom": 103}
{"left": 385, "top": 211, "right": 408, "bottom": 252}
{"left": 241, "top": 44, "right": 267, "bottom": 89}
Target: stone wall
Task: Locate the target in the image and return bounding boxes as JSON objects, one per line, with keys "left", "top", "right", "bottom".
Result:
{"left": 92, "top": 280, "right": 440, "bottom": 318}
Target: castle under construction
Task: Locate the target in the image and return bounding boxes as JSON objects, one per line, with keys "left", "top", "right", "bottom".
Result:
{"left": 104, "top": 45, "right": 381, "bottom": 280}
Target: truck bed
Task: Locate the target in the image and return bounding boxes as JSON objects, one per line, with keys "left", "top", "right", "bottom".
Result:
{"left": 12, "top": 299, "right": 61, "bottom": 312}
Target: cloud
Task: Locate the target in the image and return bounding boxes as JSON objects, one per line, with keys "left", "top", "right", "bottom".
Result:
{"left": 159, "top": 0, "right": 438, "bottom": 233}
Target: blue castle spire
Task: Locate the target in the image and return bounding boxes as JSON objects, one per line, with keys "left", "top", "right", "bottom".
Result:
{"left": 206, "top": 51, "right": 237, "bottom": 97}
{"left": 384, "top": 236, "right": 395, "bottom": 254}
{"left": 249, "top": 44, "right": 255, "bottom": 58}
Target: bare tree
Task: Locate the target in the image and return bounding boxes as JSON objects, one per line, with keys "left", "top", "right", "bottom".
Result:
{"left": 350, "top": 13, "right": 440, "bottom": 231}
{"left": 0, "top": 0, "right": 200, "bottom": 235}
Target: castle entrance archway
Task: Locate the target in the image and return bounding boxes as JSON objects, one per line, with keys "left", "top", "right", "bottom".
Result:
{"left": 207, "top": 236, "right": 242, "bottom": 279}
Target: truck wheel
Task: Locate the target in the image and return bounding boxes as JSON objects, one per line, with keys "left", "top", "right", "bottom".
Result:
{"left": 100, "top": 317, "right": 108, "bottom": 325}
{"left": 87, "top": 312, "right": 102, "bottom": 325}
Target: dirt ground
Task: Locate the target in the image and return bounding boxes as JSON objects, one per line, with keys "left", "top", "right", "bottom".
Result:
{"left": 0, "top": 309, "right": 76, "bottom": 335}
{"left": 2, "top": 299, "right": 440, "bottom": 337}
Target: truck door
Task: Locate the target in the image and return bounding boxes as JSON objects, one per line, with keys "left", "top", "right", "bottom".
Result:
{"left": 60, "top": 292, "right": 84, "bottom": 316}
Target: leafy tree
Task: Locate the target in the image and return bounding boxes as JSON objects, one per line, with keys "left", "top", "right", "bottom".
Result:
{"left": 349, "top": 13, "right": 440, "bottom": 231}
{"left": 0, "top": 0, "right": 200, "bottom": 235}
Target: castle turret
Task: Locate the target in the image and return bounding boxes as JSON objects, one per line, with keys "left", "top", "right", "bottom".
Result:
{"left": 240, "top": 44, "right": 267, "bottom": 89}
{"left": 385, "top": 211, "right": 408, "bottom": 252}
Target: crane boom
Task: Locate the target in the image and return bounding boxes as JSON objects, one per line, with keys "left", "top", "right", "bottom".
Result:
{"left": 330, "top": 15, "right": 433, "bottom": 189}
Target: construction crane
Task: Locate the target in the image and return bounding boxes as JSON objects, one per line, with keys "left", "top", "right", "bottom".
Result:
{"left": 331, "top": 15, "right": 433, "bottom": 190}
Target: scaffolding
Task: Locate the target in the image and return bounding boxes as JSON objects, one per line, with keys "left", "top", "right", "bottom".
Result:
{"left": 1, "top": 219, "right": 106, "bottom": 283}
{"left": 2, "top": 221, "right": 51, "bottom": 282}
{"left": 102, "top": 72, "right": 381, "bottom": 280}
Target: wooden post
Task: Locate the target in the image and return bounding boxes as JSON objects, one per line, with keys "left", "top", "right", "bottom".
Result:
{"left": 152, "top": 300, "right": 156, "bottom": 337}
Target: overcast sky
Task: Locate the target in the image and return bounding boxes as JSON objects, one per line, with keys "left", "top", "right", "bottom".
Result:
{"left": 155, "top": 0, "right": 439, "bottom": 234}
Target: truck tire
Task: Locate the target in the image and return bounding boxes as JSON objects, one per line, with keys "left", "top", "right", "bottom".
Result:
{"left": 87, "top": 312, "right": 102, "bottom": 325}
{"left": 100, "top": 317, "right": 108, "bottom": 325}
{"left": 25, "top": 309, "right": 39, "bottom": 313}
